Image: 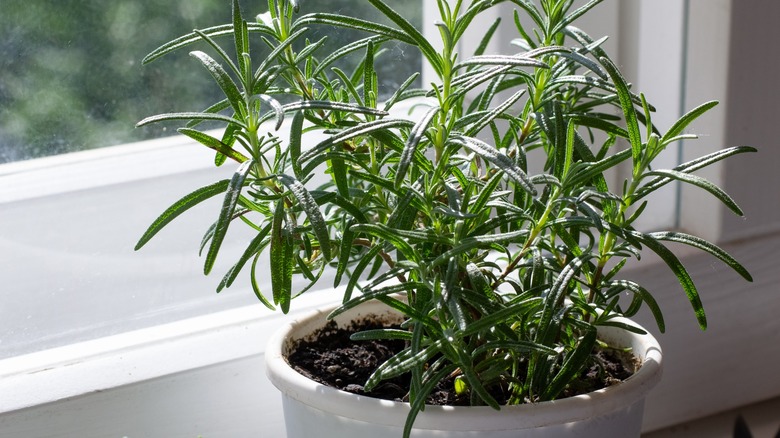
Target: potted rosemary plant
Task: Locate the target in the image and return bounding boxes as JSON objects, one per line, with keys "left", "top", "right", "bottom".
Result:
{"left": 135, "top": 0, "right": 755, "bottom": 436}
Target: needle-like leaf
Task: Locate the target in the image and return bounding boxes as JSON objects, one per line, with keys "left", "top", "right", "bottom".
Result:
{"left": 190, "top": 50, "right": 245, "bottom": 119}
{"left": 395, "top": 106, "right": 438, "bottom": 188}
{"left": 277, "top": 174, "right": 332, "bottom": 261}
{"left": 204, "top": 160, "right": 253, "bottom": 275}
{"left": 600, "top": 56, "right": 643, "bottom": 169}
{"left": 452, "top": 134, "right": 536, "bottom": 195}
{"left": 135, "top": 180, "right": 230, "bottom": 251}
{"left": 629, "top": 231, "right": 707, "bottom": 330}
{"left": 270, "top": 197, "right": 294, "bottom": 314}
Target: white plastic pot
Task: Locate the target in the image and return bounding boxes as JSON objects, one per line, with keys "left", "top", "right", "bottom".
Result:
{"left": 266, "top": 300, "right": 662, "bottom": 438}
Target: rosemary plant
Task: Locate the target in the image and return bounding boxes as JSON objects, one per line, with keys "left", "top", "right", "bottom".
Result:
{"left": 136, "top": 0, "right": 754, "bottom": 435}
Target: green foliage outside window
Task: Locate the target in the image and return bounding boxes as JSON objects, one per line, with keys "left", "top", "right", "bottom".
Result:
{"left": 0, "top": 0, "right": 421, "bottom": 163}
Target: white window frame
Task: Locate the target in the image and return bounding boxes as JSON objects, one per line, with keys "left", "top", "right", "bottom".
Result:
{"left": 2, "top": 1, "right": 778, "bottom": 436}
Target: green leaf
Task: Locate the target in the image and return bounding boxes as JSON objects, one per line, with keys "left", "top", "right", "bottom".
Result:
{"left": 310, "top": 190, "right": 369, "bottom": 224}
{"left": 467, "top": 171, "right": 503, "bottom": 217}
{"left": 451, "top": 347, "right": 499, "bottom": 409}
{"left": 350, "top": 329, "right": 413, "bottom": 342}
{"left": 232, "top": 0, "right": 248, "bottom": 77}
{"left": 644, "top": 169, "right": 745, "bottom": 216}
{"left": 541, "top": 326, "right": 597, "bottom": 400}
{"left": 366, "top": 341, "right": 444, "bottom": 391}
{"left": 142, "top": 23, "right": 275, "bottom": 65}
{"left": 382, "top": 72, "right": 421, "bottom": 111}
{"left": 562, "top": 120, "right": 576, "bottom": 179}
{"left": 536, "top": 255, "right": 589, "bottom": 345}
{"left": 512, "top": 0, "right": 545, "bottom": 31}
{"left": 277, "top": 174, "right": 332, "bottom": 261}
{"left": 257, "top": 94, "right": 284, "bottom": 131}
{"left": 456, "top": 54, "right": 549, "bottom": 70}
{"left": 449, "top": 65, "right": 528, "bottom": 96}
{"left": 190, "top": 50, "right": 245, "bottom": 119}
{"left": 216, "top": 123, "right": 242, "bottom": 166}
{"left": 178, "top": 128, "right": 249, "bottom": 163}
{"left": 254, "top": 27, "right": 308, "bottom": 79}
{"left": 329, "top": 67, "right": 365, "bottom": 106}
{"left": 629, "top": 231, "right": 707, "bottom": 330}
{"left": 329, "top": 154, "right": 350, "bottom": 199}
{"left": 218, "top": 223, "right": 273, "bottom": 291}
{"left": 294, "top": 36, "right": 327, "bottom": 65}
{"left": 204, "top": 160, "right": 254, "bottom": 275}
{"left": 350, "top": 223, "right": 418, "bottom": 262}
{"left": 451, "top": 134, "right": 536, "bottom": 195}
{"left": 198, "top": 207, "right": 250, "bottom": 257}
{"left": 599, "top": 56, "right": 643, "bottom": 169}
{"left": 408, "top": 311, "right": 427, "bottom": 403}
{"left": 330, "top": 282, "right": 427, "bottom": 321}
{"left": 549, "top": 75, "right": 647, "bottom": 108}
{"left": 299, "top": 118, "right": 414, "bottom": 164}
{"left": 461, "top": 296, "right": 543, "bottom": 337}
{"left": 250, "top": 253, "right": 276, "bottom": 311}
{"left": 635, "top": 146, "right": 756, "bottom": 198}
{"left": 465, "top": 89, "right": 526, "bottom": 137}
{"left": 510, "top": 10, "right": 536, "bottom": 50}
{"left": 649, "top": 231, "right": 752, "bottom": 282}
{"left": 662, "top": 100, "right": 719, "bottom": 144}
{"left": 280, "top": 100, "right": 388, "bottom": 117}
{"left": 314, "top": 35, "right": 390, "bottom": 77}
{"left": 571, "top": 115, "right": 628, "bottom": 139}
{"left": 443, "top": 259, "right": 468, "bottom": 331}
{"left": 136, "top": 112, "right": 247, "bottom": 129}
{"left": 471, "top": 340, "right": 556, "bottom": 357}
{"left": 451, "top": 0, "right": 495, "bottom": 44}
{"left": 185, "top": 99, "right": 231, "bottom": 129}
{"left": 333, "top": 219, "right": 356, "bottom": 287}
{"left": 342, "top": 244, "right": 382, "bottom": 303}
{"left": 359, "top": 225, "right": 450, "bottom": 246}
{"left": 395, "top": 106, "right": 438, "bottom": 188}
{"left": 466, "top": 263, "right": 493, "bottom": 299}
{"left": 553, "top": 0, "right": 604, "bottom": 34}
{"left": 402, "top": 365, "right": 457, "bottom": 438}
{"left": 135, "top": 180, "right": 230, "bottom": 250}
{"left": 363, "top": 40, "right": 376, "bottom": 109}
{"left": 270, "top": 198, "right": 294, "bottom": 314}
{"left": 603, "top": 280, "right": 666, "bottom": 333}
{"left": 289, "top": 111, "right": 304, "bottom": 179}
{"left": 556, "top": 50, "right": 607, "bottom": 80}
{"left": 432, "top": 229, "right": 530, "bottom": 268}
{"left": 295, "top": 13, "right": 415, "bottom": 46}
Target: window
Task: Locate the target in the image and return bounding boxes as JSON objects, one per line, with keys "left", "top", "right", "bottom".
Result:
{"left": 0, "top": 0, "right": 422, "bottom": 164}
{"left": 0, "top": 0, "right": 422, "bottom": 359}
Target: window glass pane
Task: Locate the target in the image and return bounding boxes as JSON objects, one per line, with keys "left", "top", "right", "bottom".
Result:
{"left": 0, "top": 0, "right": 422, "bottom": 163}
{"left": 0, "top": 0, "right": 422, "bottom": 359}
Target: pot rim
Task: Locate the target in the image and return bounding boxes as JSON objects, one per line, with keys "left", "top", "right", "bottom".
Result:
{"left": 265, "top": 300, "right": 663, "bottom": 431}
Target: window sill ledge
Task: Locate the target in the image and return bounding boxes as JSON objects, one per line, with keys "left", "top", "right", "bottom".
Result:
{"left": 0, "top": 289, "right": 336, "bottom": 415}
{"left": 0, "top": 134, "right": 219, "bottom": 205}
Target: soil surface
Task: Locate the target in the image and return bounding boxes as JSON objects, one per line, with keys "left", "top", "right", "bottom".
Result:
{"left": 287, "top": 318, "right": 638, "bottom": 406}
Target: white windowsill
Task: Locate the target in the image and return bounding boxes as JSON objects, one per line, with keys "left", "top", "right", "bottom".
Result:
{"left": 0, "top": 288, "right": 338, "bottom": 415}
{"left": 0, "top": 133, "right": 218, "bottom": 204}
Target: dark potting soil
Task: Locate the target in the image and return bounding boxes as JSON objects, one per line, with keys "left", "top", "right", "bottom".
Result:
{"left": 287, "top": 318, "right": 639, "bottom": 406}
